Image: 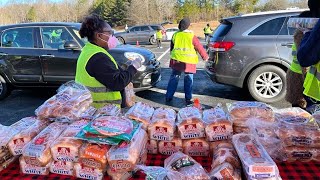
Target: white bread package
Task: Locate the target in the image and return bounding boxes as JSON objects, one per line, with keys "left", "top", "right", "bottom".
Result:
{"left": 20, "top": 156, "right": 51, "bottom": 175}
{"left": 74, "top": 163, "right": 104, "bottom": 180}
{"left": 203, "top": 105, "right": 233, "bottom": 141}
{"left": 22, "top": 122, "right": 67, "bottom": 166}
{"left": 79, "top": 143, "right": 110, "bottom": 170}
{"left": 209, "top": 162, "right": 241, "bottom": 180}
{"left": 146, "top": 139, "right": 158, "bottom": 154}
{"left": 51, "top": 119, "right": 89, "bottom": 162}
{"left": 158, "top": 137, "right": 183, "bottom": 155}
{"left": 149, "top": 107, "right": 176, "bottom": 141}
{"left": 94, "top": 104, "right": 121, "bottom": 117}
{"left": 107, "top": 127, "right": 147, "bottom": 173}
{"left": 177, "top": 107, "right": 205, "bottom": 139}
{"left": 126, "top": 102, "right": 155, "bottom": 129}
{"left": 124, "top": 82, "right": 135, "bottom": 107}
{"left": 49, "top": 160, "right": 74, "bottom": 176}
{"left": 183, "top": 138, "right": 210, "bottom": 157}
{"left": 136, "top": 165, "right": 185, "bottom": 180}
{"left": 232, "top": 133, "right": 281, "bottom": 180}
{"left": 164, "top": 151, "right": 210, "bottom": 180}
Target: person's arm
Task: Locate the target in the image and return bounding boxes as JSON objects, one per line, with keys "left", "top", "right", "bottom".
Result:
{"left": 297, "top": 20, "right": 320, "bottom": 67}
{"left": 86, "top": 53, "right": 137, "bottom": 91}
{"left": 193, "top": 36, "right": 209, "bottom": 60}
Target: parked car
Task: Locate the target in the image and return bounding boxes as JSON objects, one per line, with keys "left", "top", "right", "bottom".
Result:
{"left": 0, "top": 22, "right": 161, "bottom": 100}
{"left": 205, "top": 9, "right": 305, "bottom": 103}
{"left": 165, "top": 27, "right": 179, "bottom": 41}
{"left": 115, "top": 24, "right": 167, "bottom": 45}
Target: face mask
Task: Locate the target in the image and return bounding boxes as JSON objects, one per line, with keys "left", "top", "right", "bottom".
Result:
{"left": 98, "top": 33, "right": 119, "bottom": 49}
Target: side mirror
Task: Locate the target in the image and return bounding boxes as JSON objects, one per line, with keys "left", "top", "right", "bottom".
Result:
{"left": 64, "top": 41, "right": 80, "bottom": 50}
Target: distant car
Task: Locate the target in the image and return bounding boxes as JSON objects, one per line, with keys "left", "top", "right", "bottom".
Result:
{"left": 115, "top": 24, "right": 167, "bottom": 45}
{"left": 165, "top": 27, "right": 179, "bottom": 41}
{"left": 0, "top": 22, "right": 161, "bottom": 100}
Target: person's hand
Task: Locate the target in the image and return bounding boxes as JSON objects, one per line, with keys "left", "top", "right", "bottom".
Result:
{"left": 297, "top": 24, "right": 311, "bottom": 34}
{"left": 131, "top": 58, "right": 142, "bottom": 70}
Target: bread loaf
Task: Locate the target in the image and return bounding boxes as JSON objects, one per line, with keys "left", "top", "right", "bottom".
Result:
{"left": 20, "top": 156, "right": 51, "bottom": 175}
{"left": 209, "top": 162, "right": 241, "bottom": 180}
{"left": 107, "top": 167, "right": 134, "bottom": 180}
{"left": 49, "top": 160, "right": 74, "bottom": 176}
{"left": 280, "top": 146, "right": 320, "bottom": 162}
{"left": 79, "top": 143, "right": 110, "bottom": 170}
{"left": 158, "top": 137, "right": 183, "bottom": 155}
{"left": 209, "top": 140, "right": 233, "bottom": 153}
{"left": 126, "top": 102, "right": 154, "bottom": 129}
{"left": 94, "top": 104, "right": 121, "bottom": 117}
{"left": 74, "top": 163, "right": 104, "bottom": 180}
{"left": 146, "top": 139, "right": 158, "bottom": 154}
{"left": 183, "top": 138, "right": 209, "bottom": 157}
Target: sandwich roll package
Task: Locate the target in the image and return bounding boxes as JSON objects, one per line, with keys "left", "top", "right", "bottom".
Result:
{"left": 35, "top": 81, "right": 92, "bottom": 122}
{"left": 146, "top": 139, "right": 158, "bottom": 154}
{"left": 74, "top": 162, "right": 105, "bottom": 180}
{"left": 20, "top": 156, "right": 51, "bottom": 175}
{"left": 232, "top": 133, "right": 281, "bottom": 180}
{"left": 164, "top": 151, "right": 210, "bottom": 180}
{"left": 51, "top": 119, "right": 89, "bottom": 162}
{"left": 22, "top": 122, "right": 68, "bottom": 166}
{"left": 203, "top": 105, "right": 233, "bottom": 141}
{"left": 148, "top": 107, "right": 176, "bottom": 141}
{"left": 158, "top": 137, "right": 183, "bottom": 155}
{"left": 136, "top": 165, "right": 185, "bottom": 180}
{"left": 279, "top": 146, "right": 320, "bottom": 162}
{"left": 126, "top": 102, "right": 155, "bottom": 129}
{"left": 107, "top": 128, "right": 147, "bottom": 173}
{"left": 183, "top": 138, "right": 210, "bottom": 157}
{"left": 124, "top": 82, "right": 135, "bottom": 107}
{"left": 49, "top": 160, "right": 74, "bottom": 176}
{"left": 79, "top": 143, "right": 110, "bottom": 170}
{"left": 209, "top": 162, "right": 241, "bottom": 180}
{"left": 94, "top": 104, "right": 121, "bottom": 117}
{"left": 177, "top": 107, "right": 205, "bottom": 139}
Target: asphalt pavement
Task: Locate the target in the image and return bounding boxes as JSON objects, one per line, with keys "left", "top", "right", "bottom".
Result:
{"left": 0, "top": 41, "right": 290, "bottom": 125}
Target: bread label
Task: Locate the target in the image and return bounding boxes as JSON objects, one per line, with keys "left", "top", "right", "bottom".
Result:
{"left": 12, "top": 138, "right": 25, "bottom": 155}
{"left": 110, "top": 161, "right": 132, "bottom": 170}
{"left": 79, "top": 158, "right": 102, "bottom": 169}
{"left": 56, "top": 147, "right": 74, "bottom": 161}
{"left": 159, "top": 142, "right": 182, "bottom": 155}
{"left": 292, "top": 151, "right": 312, "bottom": 159}
{"left": 249, "top": 165, "right": 275, "bottom": 178}
{"left": 246, "top": 144, "right": 261, "bottom": 158}
{"left": 152, "top": 126, "right": 171, "bottom": 141}
{"left": 50, "top": 161, "right": 73, "bottom": 175}
{"left": 185, "top": 141, "right": 209, "bottom": 156}
{"left": 76, "top": 164, "right": 102, "bottom": 180}
{"left": 83, "top": 144, "right": 108, "bottom": 160}
{"left": 180, "top": 124, "right": 204, "bottom": 139}
{"left": 291, "top": 137, "right": 312, "bottom": 146}
{"left": 23, "top": 163, "right": 47, "bottom": 175}
{"left": 24, "top": 144, "right": 45, "bottom": 158}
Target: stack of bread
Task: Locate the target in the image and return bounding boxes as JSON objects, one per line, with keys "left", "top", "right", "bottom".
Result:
{"left": 126, "top": 102, "right": 155, "bottom": 129}
{"left": 94, "top": 104, "right": 120, "bottom": 117}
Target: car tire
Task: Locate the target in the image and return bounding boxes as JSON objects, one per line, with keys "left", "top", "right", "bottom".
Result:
{"left": 117, "top": 37, "right": 125, "bottom": 44}
{"left": 149, "top": 36, "right": 156, "bottom": 45}
{"left": 0, "top": 75, "right": 11, "bottom": 100}
{"left": 247, "top": 65, "right": 286, "bottom": 103}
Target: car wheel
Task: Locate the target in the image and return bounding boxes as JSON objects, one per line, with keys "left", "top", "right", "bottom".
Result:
{"left": 117, "top": 37, "right": 125, "bottom": 44}
{"left": 247, "top": 65, "right": 286, "bottom": 103}
{"left": 149, "top": 36, "right": 156, "bottom": 45}
{"left": 0, "top": 75, "right": 11, "bottom": 100}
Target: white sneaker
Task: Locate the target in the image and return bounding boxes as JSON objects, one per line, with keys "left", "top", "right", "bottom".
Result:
{"left": 160, "top": 46, "right": 163, "bottom": 48}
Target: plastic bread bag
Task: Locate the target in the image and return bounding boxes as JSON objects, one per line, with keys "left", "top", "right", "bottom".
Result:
{"left": 310, "top": 104, "right": 320, "bottom": 126}
{"left": 80, "top": 106, "right": 97, "bottom": 121}
{"left": 287, "top": 17, "right": 319, "bottom": 29}
{"left": 209, "top": 140, "right": 233, "bottom": 152}
{"left": 158, "top": 137, "right": 183, "bottom": 155}
{"left": 8, "top": 118, "right": 49, "bottom": 156}
{"left": 124, "top": 82, "right": 135, "bottom": 107}
{"left": 164, "top": 151, "right": 210, "bottom": 180}
{"left": 0, "top": 156, "right": 18, "bottom": 172}
{"left": 212, "top": 146, "right": 241, "bottom": 170}
{"left": 35, "top": 80, "right": 92, "bottom": 122}
{"left": 94, "top": 104, "right": 121, "bottom": 117}
{"left": 277, "top": 146, "right": 320, "bottom": 162}
{"left": 209, "top": 162, "right": 241, "bottom": 180}
{"left": 146, "top": 139, "right": 158, "bottom": 154}
{"left": 107, "top": 167, "right": 135, "bottom": 180}
{"left": 49, "top": 160, "right": 74, "bottom": 176}
{"left": 125, "top": 102, "right": 155, "bottom": 129}
{"left": 203, "top": 104, "right": 233, "bottom": 141}
{"left": 20, "top": 156, "right": 51, "bottom": 175}
{"left": 50, "top": 119, "right": 89, "bottom": 162}
{"left": 232, "top": 133, "right": 281, "bottom": 180}
{"left": 74, "top": 162, "right": 105, "bottom": 180}
{"left": 274, "top": 107, "right": 315, "bottom": 126}
{"left": 183, "top": 138, "right": 210, "bottom": 157}
{"left": 22, "top": 122, "right": 68, "bottom": 166}
{"left": 0, "top": 150, "right": 13, "bottom": 165}
{"left": 78, "top": 143, "right": 110, "bottom": 170}
{"left": 226, "top": 101, "right": 274, "bottom": 127}
{"left": 148, "top": 107, "right": 176, "bottom": 141}
{"left": 177, "top": 107, "right": 205, "bottom": 139}
{"left": 136, "top": 165, "right": 185, "bottom": 180}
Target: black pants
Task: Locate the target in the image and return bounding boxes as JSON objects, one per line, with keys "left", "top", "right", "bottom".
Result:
{"left": 157, "top": 39, "right": 162, "bottom": 47}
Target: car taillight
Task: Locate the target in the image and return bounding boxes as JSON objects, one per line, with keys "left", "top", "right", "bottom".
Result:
{"left": 210, "top": 41, "right": 235, "bottom": 52}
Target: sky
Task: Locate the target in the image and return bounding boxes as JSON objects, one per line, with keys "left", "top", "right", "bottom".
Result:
{"left": 0, "top": 0, "right": 64, "bottom": 6}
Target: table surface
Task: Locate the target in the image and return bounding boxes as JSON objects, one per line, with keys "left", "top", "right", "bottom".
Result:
{"left": 0, "top": 154, "right": 319, "bottom": 180}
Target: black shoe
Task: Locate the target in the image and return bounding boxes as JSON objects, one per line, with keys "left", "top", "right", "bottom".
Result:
{"left": 186, "top": 99, "right": 193, "bottom": 106}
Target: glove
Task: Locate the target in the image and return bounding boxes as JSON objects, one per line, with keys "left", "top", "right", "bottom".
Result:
{"left": 131, "top": 58, "right": 142, "bottom": 70}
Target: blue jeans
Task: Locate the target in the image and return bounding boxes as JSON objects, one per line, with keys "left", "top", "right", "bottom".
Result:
{"left": 166, "top": 69, "right": 193, "bottom": 101}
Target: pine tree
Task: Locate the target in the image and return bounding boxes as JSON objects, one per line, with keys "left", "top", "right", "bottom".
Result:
{"left": 26, "top": 6, "right": 37, "bottom": 22}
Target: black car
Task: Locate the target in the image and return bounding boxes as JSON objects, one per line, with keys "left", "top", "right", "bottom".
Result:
{"left": 205, "top": 9, "right": 304, "bottom": 103}
{"left": 0, "top": 22, "right": 161, "bottom": 99}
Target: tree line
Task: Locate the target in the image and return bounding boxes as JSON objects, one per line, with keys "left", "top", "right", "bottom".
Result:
{"left": 0, "top": 0, "right": 308, "bottom": 27}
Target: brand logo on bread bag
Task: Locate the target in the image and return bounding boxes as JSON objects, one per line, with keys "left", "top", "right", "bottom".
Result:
{"left": 184, "top": 124, "right": 197, "bottom": 132}
{"left": 14, "top": 138, "right": 25, "bottom": 145}
{"left": 292, "top": 137, "right": 312, "bottom": 145}
{"left": 58, "top": 147, "right": 71, "bottom": 155}
{"left": 213, "top": 125, "right": 226, "bottom": 133}
{"left": 53, "top": 161, "right": 67, "bottom": 168}
{"left": 246, "top": 144, "right": 261, "bottom": 158}
{"left": 292, "top": 151, "right": 313, "bottom": 159}
{"left": 164, "top": 142, "right": 175, "bottom": 148}
{"left": 252, "top": 166, "right": 274, "bottom": 173}
{"left": 80, "top": 158, "right": 101, "bottom": 168}
{"left": 220, "top": 168, "right": 233, "bottom": 179}
{"left": 155, "top": 126, "right": 168, "bottom": 133}
{"left": 34, "top": 133, "right": 49, "bottom": 145}
{"left": 191, "top": 142, "right": 203, "bottom": 148}
{"left": 80, "top": 163, "right": 95, "bottom": 172}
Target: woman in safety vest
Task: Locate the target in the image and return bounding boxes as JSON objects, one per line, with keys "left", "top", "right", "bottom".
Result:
{"left": 75, "top": 14, "right": 142, "bottom": 108}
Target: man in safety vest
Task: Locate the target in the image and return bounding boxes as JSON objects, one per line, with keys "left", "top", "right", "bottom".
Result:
{"left": 165, "top": 17, "right": 209, "bottom": 105}
{"left": 156, "top": 27, "right": 163, "bottom": 48}
{"left": 203, "top": 23, "right": 213, "bottom": 43}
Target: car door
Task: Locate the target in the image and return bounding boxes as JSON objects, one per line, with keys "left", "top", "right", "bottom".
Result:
{"left": 38, "top": 26, "right": 81, "bottom": 84}
{"left": 0, "top": 27, "right": 42, "bottom": 83}
{"left": 139, "top": 26, "right": 152, "bottom": 42}
{"left": 127, "top": 26, "right": 140, "bottom": 43}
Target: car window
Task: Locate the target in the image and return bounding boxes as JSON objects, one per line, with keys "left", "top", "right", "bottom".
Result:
{"left": 141, "top": 26, "right": 150, "bottom": 31}
{"left": 41, "top": 27, "right": 75, "bottom": 49}
{"left": 212, "top": 21, "right": 232, "bottom": 38}
{"left": 131, "top": 27, "right": 141, "bottom": 32}
{"left": 279, "top": 16, "right": 297, "bottom": 35}
{"left": 1, "top": 27, "right": 34, "bottom": 48}
{"left": 249, "top": 17, "right": 286, "bottom": 35}
{"left": 151, "top": 26, "right": 159, "bottom": 30}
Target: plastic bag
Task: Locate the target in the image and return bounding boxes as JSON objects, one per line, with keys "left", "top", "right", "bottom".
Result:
{"left": 136, "top": 165, "right": 185, "bottom": 180}
{"left": 94, "top": 104, "right": 121, "bottom": 117}
{"left": 183, "top": 138, "right": 210, "bottom": 157}
{"left": 274, "top": 107, "right": 316, "bottom": 126}
{"left": 126, "top": 102, "right": 154, "bottom": 129}
{"left": 74, "top": 162, "right": 105, "bottom": 180}
{"left": 20, "top": 156, "right": 51, "bottom": 175}
{"left": 124, "top": 82, "right": 135, "bottom": 107}
{"left": 209, "top": 162, "right": 241, "bottom": 180}
{"left": 177, "top": 107, "right": 205, "bottom": 139}
{"left": 35, "top": 81, "right": 92, "bottom": 122}
{"left": 158, "top": 137, "right": 183, "bottom": 155}
{"left": 49, "top": 160, "right": 74, "bottom": 176}
{"left": 287, "top": 17, "right": 319, "bottom": 29}
{"left": 78, "top": 143, "right": 110, "bottom": 170}
{"left": 146, "top": 139, "right": 158, "bottom": 154}
{"left": 107, "top": 167, "right": 134, "bottom": 180}
{"left": 277, "top": 146, "right": 320, "bottom": 162}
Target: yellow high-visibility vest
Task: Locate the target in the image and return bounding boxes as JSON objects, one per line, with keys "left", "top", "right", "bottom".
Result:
{"left": 289, "top": 44, "right": 302, "bottom": 74}
{"left": 170, "top": 31, "right": 198, "bottom": 64}
{"left": 303, "top": 61, "right": 320, "bottom": 101}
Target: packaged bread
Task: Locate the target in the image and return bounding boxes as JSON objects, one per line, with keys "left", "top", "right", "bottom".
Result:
{"left": 138, "top": 147, "right": 148, "bottom": 165}
{"left": 136, "top": 165, "right": 185, "bottom": 180}
{"left": 233, "top": 125, "right": 250, "bottom": 134}
{"left": 79, "top": 143, "right": 110, "bottom": 170}
{"left": 49, "top": 160, "right": 74, "bottom": 176}
{"left": 203, "top": 106, "right": 232, "bottom": 141}
{"left": 126, "top": 102, "right": 155, "bottom": 128}
{"left": 164, "top": 151, "right": 210, "bottom": 180}
{"left": 183, "top": 138, "right": 209, "bottom": 157}
{"left": 146, "top": 139, "right": 158, "bottom": 154}
{"left": 74, "top": 162, "right": 105, "bottom": 180}
{"left": 227, "top": 101, "right": 274, "bottom": 126}
{"left": 275, "top": 107, "right": 314, "bottom": 125}
{"left": 0, "top": 156, "right": 18, "bottom": 172}
{"left": 212, "top": 147, "right": 241, "bottom": 169}
{"left": 177, "top": 107, "right": 205, "bottom": 139}
{"left": 232, "top": 133, "right": 281, "bottom": 179}
{"left": 209, "top": 140, "right": 233, "bottom": 152}
{"left": 124, "top": 82, "right": 135, "bottom": 107}
{"left": 8, "top": 119, "right": 49, "bottom": 156}
{"left": 0, "top": 150, "right": 13, "bottom": 165}
{"left": 107, "top": 128, "right": 147, "bottom": 173}
{"left": 158, "top": 137, "right": 183, "bottom": 155}
{"left": 20, "top": 156, "right": 51, "bottom": 175}
{"left": 94, "top": 104, "right": 121, "bottom": 117}
{"left": 209, "top": 162, "right": 241, "bottom": 180}
{"left": 22, "top": 122, "right": 67, "bottom": 166}
{"left": 149, "top": 107, "right": 176, "bottom": 141}
{"left": 279, "top": 146, "right": 320, "bottom": 162}
{"left": 107, "top": 167, "right": 135, "bottom": 180}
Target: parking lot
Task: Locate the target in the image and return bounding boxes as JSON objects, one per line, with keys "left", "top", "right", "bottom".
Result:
{"left": 0, "top": 40, "right": 290, "bottom": 125}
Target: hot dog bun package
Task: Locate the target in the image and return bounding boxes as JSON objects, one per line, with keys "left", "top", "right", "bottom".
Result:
{"left": 79, "top": 143, "right": 110, "bottom": 170}
{"left": 22, "top": 122, "right": 68, "bottom": 166}
{"left": 126, "top": 102, "right": 155, "bottom": 129}
{"left": 232, "top": 133, "right": 281, "bottom": 180}
{"left": 203, "top": 105, "right": 233, "bottom": 141}
{"left": 177, "top": 107, "right": 205, "bottom": 139}
{"left": 148, "top": 107, "right": 176, "bottom": 141}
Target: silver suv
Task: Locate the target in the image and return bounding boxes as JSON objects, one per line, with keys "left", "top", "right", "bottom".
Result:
{"left": 205, "top": 9, "right": 305, "bottom": 103}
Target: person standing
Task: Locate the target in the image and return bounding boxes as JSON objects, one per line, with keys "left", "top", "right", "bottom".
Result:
{"left": 165, "top": 17, "right": 209, "bottom": 105}
{"left": 75, "top": 14, "right": 142, "bottom": 108}
{"left": 203, "top": 23, "right": 213, "bottom": 43}
{"left": 156, "top": 27, "right": 163, "bottom": 48}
